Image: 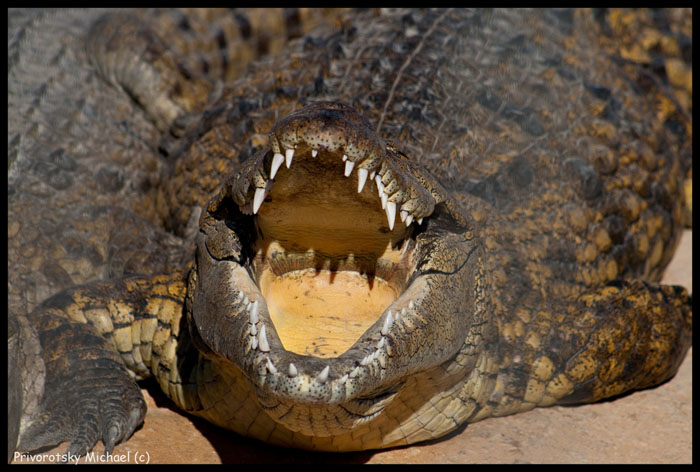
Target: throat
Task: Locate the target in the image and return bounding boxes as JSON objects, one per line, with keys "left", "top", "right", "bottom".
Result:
{"left": 258, "top": 268, "right": 397, "bottom": 357}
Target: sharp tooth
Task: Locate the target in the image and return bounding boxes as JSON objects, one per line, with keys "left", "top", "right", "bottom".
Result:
{"left": 250, "top": 323, "right": 257, "bottom": 335}
{"left": 349, "top": 367, "right": 360, "bottom": 378}
{"left": 357, "top": 168, "right": 368, "bottom": 193}
{"left": 344, "top": 160, "right": 355, "bottom": 177}
{"left": 381, "top": 193, "right": 388, "bottom": 209}
{"left": 249, "top": 301, "right": 259, "bottom": 324}
{"left": 400, "top": 210, "right": 408, "bottom": 222}
{"left": 253, "top": 187, "right": 266, "bottom": 214}
{"left": 311, "top": 149, "right": 318, "bottom": 157}
{"left": 270, "top": 153, "right": 285, "bottom": 179}
{"left": 244, "top": 297, "right": 250, "bottom": 307}
{"left": 409, "top": 300, "right": 415, "bottom": 309}
{"left": 386, "top": 201, "right": 396, "bottom": 230}
{"left": 317, "top": 365, "right": 330, "bottom": 383}
{"left": 342, "top": 154, "right": 348, "bottom": 162}
{"left": 370, "top": 171, "right": 376, "bottom": 180}
{"left": 375, "top": 176, "right": 384, "bottom": 193}
{"left": 401, "top": 307, "right": 407, "bottom": 316}
{"left": 417, "top": 217, "right": 423, "bottom": 225}
{"left": 266, "top": 358, "right": 278, "bottom": 374}
{"left": 377, "top": 337, "right": 386, "bottom": 349}
{"left": 285, "top": 148, "right": 294, "bottom": 168}
{"left": 406, "top": 215, "right": 413, "bottom": 226}
{"left": 258, "top": 324, "right": 270, "bottom": 352}
{"left": 381, "top": 311, "right": 394, "bottom": 335}
{"left": 338, "top": 374, "right": 348, "bottom": 384}
{"left": 238, "top": 290, "right": 244, "bottom": 299}
{"left": 251, "top": 336, "right": 258, "bottom": 350}
{"left": 288, "top": 363, "right": 298, "bottom": 377}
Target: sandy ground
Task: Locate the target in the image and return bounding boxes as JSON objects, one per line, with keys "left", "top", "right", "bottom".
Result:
{"left": 18, "top": 230, "right": 691, "bottom": 464}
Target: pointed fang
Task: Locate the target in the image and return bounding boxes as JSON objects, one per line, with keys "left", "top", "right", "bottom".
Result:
{"left": 357, "top": 168, "right": 368, "bottom": 193}
{"left": 344, "top": 160, "right": 355, "bottom": 177}
{"left": 381, "top": 311, "right": 394, "bottom": 335}
{"left": 258, "top": 324, "right": 270, "bottom": 352}
{"left": 253, "top": 187, "right": 266, "bottom": 214}
{"left": 249, "top": 300, "right": 259, "bottom": 324}
{"left": 288, "top": 363, "right": 298, "bottom": 377}
{"left": 311, "top": 149, "right": 318, "bottom": 157}
{"left": 386, "top": 201, "right": 396, "bottom": 230}
{"left": 270, "top": 153, "right": 285, "bottom": 179}
{"left": 266, "top": 358, "right": 278, "bottom": 374}
{"left": 317, "top": 365, "right": 330, "bottom": 383}
{"left": 285, "top": 148, "right": 294, "bottom": 168}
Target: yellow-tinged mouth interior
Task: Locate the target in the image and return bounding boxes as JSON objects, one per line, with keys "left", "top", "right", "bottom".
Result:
{"left": 259, "top": 269, "right": 398, "bottom": 357}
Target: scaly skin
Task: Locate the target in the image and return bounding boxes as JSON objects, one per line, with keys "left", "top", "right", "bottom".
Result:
{"left": 8, "top": 8, "right": 691, "bottom": 458}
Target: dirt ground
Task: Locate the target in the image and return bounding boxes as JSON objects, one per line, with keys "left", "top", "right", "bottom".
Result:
{"left": 19, "top": 230, "right": 691, "bottom": 464}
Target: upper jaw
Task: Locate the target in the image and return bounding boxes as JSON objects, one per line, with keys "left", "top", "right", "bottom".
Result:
{"left": 229, "top": 101, "right": 436, "bottom": 231}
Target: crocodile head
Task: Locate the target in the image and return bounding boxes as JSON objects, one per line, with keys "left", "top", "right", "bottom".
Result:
{"left": 190, "top": 101, "right": 477, "bottom": 437}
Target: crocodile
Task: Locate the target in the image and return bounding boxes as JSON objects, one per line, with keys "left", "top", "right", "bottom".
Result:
{"left": 8, "top": 8, "right": 692, "bottom": 460}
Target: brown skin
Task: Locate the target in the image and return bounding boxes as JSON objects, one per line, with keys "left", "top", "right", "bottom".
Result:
{"left": 9, "top": 8, "right": 691, "bottom": 457}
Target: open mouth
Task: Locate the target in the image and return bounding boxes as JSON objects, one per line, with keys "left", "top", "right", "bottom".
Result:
{"left": 251, "top": 143, "right": 419, "bottom": 358}
{"left": 191, "top": 102, "right": 471, "bottom": 435}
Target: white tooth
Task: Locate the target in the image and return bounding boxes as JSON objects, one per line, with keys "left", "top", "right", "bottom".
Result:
{"left": 311, "top": 149, "right": 318, "bottom": 157}
{"left": 266, "top": 358, "right": 278, "bottom": 374}
{"left": 349, "top": 367, "right": 361, "bottom": 378}
{"left": 285, "top": 148, "right": 294, "bottom": 168}
{"left": 244, "top": 297, "right": 250, "bottom": 307}
{"left": 401, "top": 307, "right": 407, "bottom": 316}
{"left": 258, "top": 324, "right": 270, "bottom": 352}
{"left": 338, "top": 374, "right": 348, "bottom": 384}
{"left": 370, "top": 171, "right": 376, "bottom": 180}
{"left": 417, "top": 218, "right": 423, "bottom": 225}
{"left": 357, "top": 168, "right": 368, "bottom": 193}
{"left": 400, "top": 210, "right": 408, "bottom": 222}
{"left": 409, "top": 300, "right": 415, "bottom": 309}
{"left": 249, "top": 301, "right": 259, "bottom": 323}
{"left": 375, "top": 176, "right": 384, "bottom": 193}
{"left": 406, "top": 215, "right": 413, "bottom": 226}
{"left": 270, "top": 153, "right": 285, "bottom": 179}
{"left": 381, "top": 193, "right": 388, "bottom": 209}
{"left": 253, "top": 187, "right": 266, "bottom": 214}
{"left": 317, "top": 365, "right": 330, "bottom": 383}
{"left": 361, "top": 354, "right": 372, "bottom": 366}
{"left": 381, "top": 311, "right": 394, "bottom": 335}
{"left": 238, "top": 290, "right": 244, "bottom": 299}
{"left": 251, "top": 336, "right": 258, "bottom": 350}
{"left": 250, "top": 323, "right": 257, "bottom": 335}
{"left": 386, "top": 201, "right": 396, "bottom": 230}
{"left": 288, "top": 362, "right": 298, "bottom": 377}
{"left": 344, "top": 160, "right": 355, "bottom": 177}
{"left": 342, "top": 154, "right": 348, "bottom": 162}
{"left": 377, "top": 337, "right": 386, "bottom": 349}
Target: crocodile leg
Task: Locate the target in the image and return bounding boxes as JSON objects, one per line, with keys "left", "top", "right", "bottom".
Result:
{"left": 478, "top": 280, "right": 692, "bottom": 420}
{"left": 12, "top": 271, "right": 190, "bottom": 459}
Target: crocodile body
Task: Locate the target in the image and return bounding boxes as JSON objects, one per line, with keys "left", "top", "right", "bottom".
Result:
{"left": 8, "top": 8, "right": 691, "bottom": 458}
